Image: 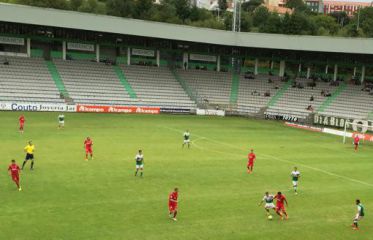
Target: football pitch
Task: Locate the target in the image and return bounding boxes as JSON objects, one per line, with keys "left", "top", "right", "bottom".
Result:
{"left": 1, "top": 112, "right": 372, "bottom": 240}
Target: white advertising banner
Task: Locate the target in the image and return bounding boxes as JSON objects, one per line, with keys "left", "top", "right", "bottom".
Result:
{"left": 67, "top": 42, "right": 95, "bottom": 52}
{"left": 196, "top": 108, "right": 225, "bottom": 116}
{"left": 0, "top": 36, "right": 24, "bottom": 46}
{"left": 132, "top": 48, "right": 155, "bottom": 57}
{"left": 0, "top": 102, "right": 76, "bottom": 112}
{"left": 189, "top": 54, "right": 217, "bottom": 62}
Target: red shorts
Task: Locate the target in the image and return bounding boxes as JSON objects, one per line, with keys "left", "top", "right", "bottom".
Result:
{"left": 19, "top": 123, "right": 24, "bottom": 129}
{"left": 247, "top": 161, "right": 254, "bottom": 167}
{"left": 12, "top": 174, "right": 19, "bottom": 182}
{"left": 276, "top": 204, "right": 285, "bottom": 212}
{"left": 86, "top": 148, "right": 92, "bottom": 154}
{"left": 168, "top": 203, "right": 177, "bottom": 212}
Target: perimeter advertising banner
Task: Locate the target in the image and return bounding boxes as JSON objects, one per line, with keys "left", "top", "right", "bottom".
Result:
{"left": 0, "top": 102, "right": 76, "bottom": 112}
{"left": 196, "top": 108, "right": 225, "bottom": 116}
{"left": 313, "top": 114, "right": 373, "bottom": 132}
{"left": 76, "top": 105, "right": 160, "bottom": 114}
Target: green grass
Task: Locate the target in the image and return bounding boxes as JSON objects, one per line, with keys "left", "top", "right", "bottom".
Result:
{"left": 0, "top": 112, "right": 373, "bottom": 240}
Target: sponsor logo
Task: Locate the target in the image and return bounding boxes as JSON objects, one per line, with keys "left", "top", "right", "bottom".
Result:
{"left": 314, "top": 114, "right": 373, "bottom": 133}
{"left": 160, "top": 108, "right": 191, "bottom": 114}
{"left": 0, "top": 102, "right": 76, "bottom": 112}
{"left": 265, "top": 113, "right": 298, "bottom": 122}
{"left": 196, "top": 109, "right": 225, "bottom": 116}
{"left": 76, "top": 105, "right": 160, "bottom": 114}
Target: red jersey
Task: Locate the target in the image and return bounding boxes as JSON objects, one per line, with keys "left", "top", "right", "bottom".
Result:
{"left": 8, "top": 164, "right": 20, "bottom": 176}
{"left": 274, "top": 194, "right": 286, "bottom": 205}
{"left": 248, "top": 153, "right": 256, "bottom": 163}
{"left": 19, "top": 116, "right": 25, "bottom": 124}
{"left": 354, "top": 136, "right": 360, "bottom": 144}
{"left": 169, "top": 191, "right": 178, "bottom": 205}
{"left": 84, "top": 139, "right": 93, "bottom": 149}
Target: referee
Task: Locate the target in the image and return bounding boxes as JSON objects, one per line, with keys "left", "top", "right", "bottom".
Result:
{"left": 22, "top": 141, "right": 35, "bottom": 170}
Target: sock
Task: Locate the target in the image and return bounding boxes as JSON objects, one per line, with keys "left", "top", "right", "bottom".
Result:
{"left": 135, "top": 170, "right": 138, "bottom": 176}
{"left": 30, "top": 161, "right": 34, "bottom": 169}
{"left": 22, "top": 161, "right": 26, "bottom": 169}
{"left": 140, "top": 172, "right": 143, "bottom": 177}
{"left": 353, "top": 220, "right": 358, "bottom": 228}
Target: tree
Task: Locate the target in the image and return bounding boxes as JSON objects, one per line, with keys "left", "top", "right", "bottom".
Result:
{"left": 282, "top": 12, "right": 316, "bottom": 35}
{"left": 70, "top": 0, "right": 83, "bottom": 10}
{"left": 106, "top": 0, "right": 134, "bottom": 18}
{"left": 259, "top": 13, "right": 282, "bottom": 33}
{"left": 311, "top": 15, "right": 339, "bottom": 35}
{"left": 150, "top": 0, "right": 181, "bottom": 24}
{"left": 190, "top": 18, "right": 225, "bottom": 30}
{"left": 16, "top": 0, "right": 69, "bottom": 9}
{"left": 329, "top": 11, "right": 349, "bottom": 27}
{"left": 354, "top": 7, "right": 373, "bottom": 37}
{"left": 189, "top": 7, "right": 214, "bottom": 22}
{"left": 218, "top": 0, "right": 227, "bottom": 12}
{"left": 240, "top": 11, "right": 252, "bottom": 32}
{"left": 241, "top": 0, "right": 263, "bottom": 13}
{"left": 134, "top": 0, "right": 154, "bottom": 20}
{"left": 252, "top": 6, "right": 269, "bottom": 28}
{"left": 285, "top": 0, "right": 307, "bottom": 11}
{"left": 78, "top": 0, "right": 105, "bottom": 14}
{"left": 173, "top": 0, "right": 191, "bottom": 22}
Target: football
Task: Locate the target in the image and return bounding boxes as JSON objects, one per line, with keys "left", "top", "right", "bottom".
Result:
{"left": 268, "top": 215, "right": 273, "bottom": 220}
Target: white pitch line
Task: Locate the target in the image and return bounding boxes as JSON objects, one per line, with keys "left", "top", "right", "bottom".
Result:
{"left": 163, "top": 126, "right": 373, "bottom": 188}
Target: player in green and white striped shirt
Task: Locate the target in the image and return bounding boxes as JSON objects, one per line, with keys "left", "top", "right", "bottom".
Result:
{"left": 58, "top": 114, "right": 65, "bottom": 129}
{"left": 352, "top": 199, "right": 365, "bottom": 230}
{"left": 182, "top": 130, "right": 190, "bottom": 149}
{"left": 291, "top": 167, "right": 300, "bottom": 195}
{"left": 258, "top": 192, "right": 276, "bottom": 217}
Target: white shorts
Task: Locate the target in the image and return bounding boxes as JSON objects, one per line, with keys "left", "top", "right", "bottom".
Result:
{"left": 265, "top": 203, "right": 276, "bottom": 209}
{"left": 59, "top": 121, "right": 65, "bottom": 125}
{"left": 184, "top": 139, "right": 190, "bottom": 143}
{"left": 354, "top": 214, "right": 363, "bottom": 221}
{"left": 136, "top": 164, "right": 144, "bottom": 169}
{"left": 292, "top": 181, "right": 298, "bottom": 187}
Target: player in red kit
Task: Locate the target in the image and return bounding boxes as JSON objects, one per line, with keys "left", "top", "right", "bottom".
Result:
{"left": 8, "top": 159, "right": 22, "bottom": 191}
{"left": 354, "top": 135, "right": 360, "bottom": 152}
{"left": 84, "top": 137, "right": 93, "bottom": 161}
{"left": 274, "top": 191, "right": 288, "bottom": 220}
{"left": 168, "top": 188, "right": 179, "bottom": 221}
{"left": 247, "top": 149, "right": 256, "bottom": 174}
{"left": 19, "top": 115, "right": 25, "bottom": 133}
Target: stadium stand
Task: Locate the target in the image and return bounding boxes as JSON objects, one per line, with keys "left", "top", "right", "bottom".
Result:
{"left": 320, "top": 84, "right": 373, "bottom": 119}
{"left": 53, "top": 59, "right": 135, "bottom": 106}
{"left": 0, "top": 56, "right": 64, "bottom": 104}
{"left": 175, "top": 69, "right": 232, "bottom": 106}
{"left": 265, "top": 78, "right": 338, "bottom": 120}
{"left": 119, "top": 65, "right": 196, "bottom": 109}
{"left": 237, "top": 74, "right": 284, "bottom": 114}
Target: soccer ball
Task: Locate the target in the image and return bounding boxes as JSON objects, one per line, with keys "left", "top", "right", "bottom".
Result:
{"left": 268, "top": 215, "right": 273, "bottom": 220}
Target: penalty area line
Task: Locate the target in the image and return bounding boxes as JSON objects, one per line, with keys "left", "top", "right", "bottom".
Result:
{"left": 162, "top": 126, "right": 373, "bottom": 188}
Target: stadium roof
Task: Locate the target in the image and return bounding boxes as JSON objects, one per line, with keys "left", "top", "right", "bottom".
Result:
{"left": 1, "top": 3, "right": 373, "bottom": 55}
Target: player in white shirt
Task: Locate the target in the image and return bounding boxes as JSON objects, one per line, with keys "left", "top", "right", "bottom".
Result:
{"left": 258, "top": 192, "right": 276, "bottom": 216}
{"left": 135, "top": 150, "right": 144, "bottom": 177}
{"left": 58, "top": 114, "right": 65, "bottom": 129}
{"left": 291, "top": 167, "right": 301, "bottom": 194}
{"left": 182, "top": 130, "right": 191, "bottom": 149}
